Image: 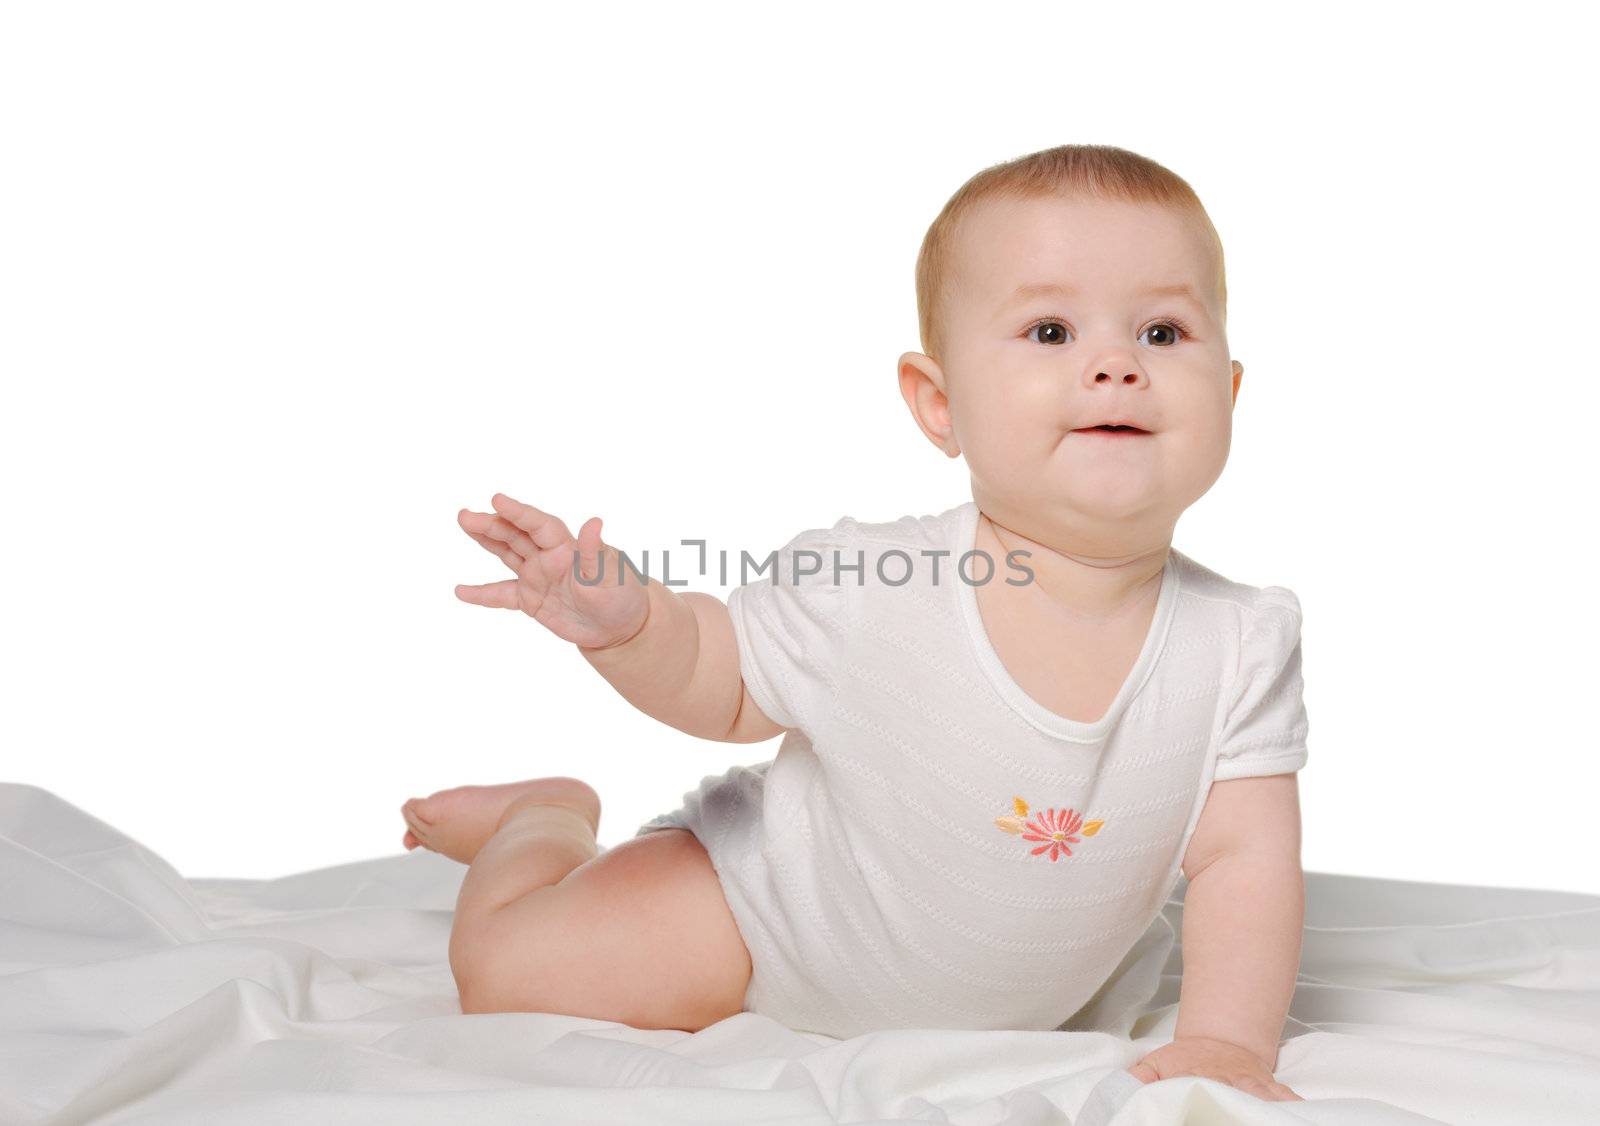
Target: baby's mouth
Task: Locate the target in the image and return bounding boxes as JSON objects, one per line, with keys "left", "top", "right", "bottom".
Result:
{"left": 1071, "top": 424, "right": 1152, "bottom": 436}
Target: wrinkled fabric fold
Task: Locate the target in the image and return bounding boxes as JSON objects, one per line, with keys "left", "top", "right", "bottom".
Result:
{"left": 2, "top": 782, "right": 1597, "bottom": 1125}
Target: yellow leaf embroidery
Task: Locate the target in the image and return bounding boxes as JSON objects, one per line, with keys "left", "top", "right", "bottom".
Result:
{"left": 994, "top": 814, "right": 1026, "bottom": 834}
{"left": 1081, "top": 820, "right": 1104, "bottom": 836}
{"left": 1012, "top": 796, "right": 1029, "bottom": 817}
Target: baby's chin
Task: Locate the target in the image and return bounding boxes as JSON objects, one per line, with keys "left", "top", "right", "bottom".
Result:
{"left": 992, "top": 480, "right": 1169, "bottom": 525}
{"left": 1034, "top": 468, "right": 1183, "bottom": 524}
{"left": 1066, "top": 491, "right": 1173, "bottom": 528}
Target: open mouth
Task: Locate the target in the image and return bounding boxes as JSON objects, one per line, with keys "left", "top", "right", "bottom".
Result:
{"left": 1072, "top": 424, "right": 1151, "bottom": 435}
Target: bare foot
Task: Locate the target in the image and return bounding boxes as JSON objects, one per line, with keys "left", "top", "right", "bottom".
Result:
{"left": 400, "top": 777, "right": 600, "bottom": 864}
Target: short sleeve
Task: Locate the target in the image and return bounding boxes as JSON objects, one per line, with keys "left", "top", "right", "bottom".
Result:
{"left": 725, "top": 518, "right": 854, "bottom": 731}
{"left": 1212, "top": 586, "right": 1310, "bottom": 781}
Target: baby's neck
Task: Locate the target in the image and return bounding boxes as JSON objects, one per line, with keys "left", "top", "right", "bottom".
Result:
{"left": 976, "top": 509, "right": 1169, "bottom": 625}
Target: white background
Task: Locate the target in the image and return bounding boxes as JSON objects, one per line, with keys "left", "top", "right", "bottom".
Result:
{"left": 2, "top": 2, "right": 1594, "bottom": 890}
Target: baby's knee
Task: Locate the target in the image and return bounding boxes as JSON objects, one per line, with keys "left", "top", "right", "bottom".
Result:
{"left": 533, "top": 776, "right": 602, "bottom": 831}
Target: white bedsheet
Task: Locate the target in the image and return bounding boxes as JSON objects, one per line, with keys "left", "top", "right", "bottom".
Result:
{"left": 1, "top": 781, "right": 1596, "bottom": 1125}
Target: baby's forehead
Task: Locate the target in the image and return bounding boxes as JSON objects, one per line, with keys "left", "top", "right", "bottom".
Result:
{"left": 951, "top": 195, "right": 1221, "bottom": 309}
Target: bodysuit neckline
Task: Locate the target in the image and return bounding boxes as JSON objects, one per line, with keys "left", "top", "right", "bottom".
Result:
{"left": 951, "top": 499, "right": 1182, "bottom": 744}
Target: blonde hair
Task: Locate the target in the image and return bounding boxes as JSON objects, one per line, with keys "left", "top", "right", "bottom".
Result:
{"left": 914, "top": 144, "right": 1226, "bottom": 365}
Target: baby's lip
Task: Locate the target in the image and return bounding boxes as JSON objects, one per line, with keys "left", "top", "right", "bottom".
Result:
{"left": 1070, "top": 421, "right": 1153, "bottom": 434}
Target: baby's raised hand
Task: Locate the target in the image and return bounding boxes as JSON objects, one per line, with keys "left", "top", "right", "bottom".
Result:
{"left": 454, "top": 493, "right": 649, "bottom": 650}
{"left": 1127, "top": 1036, "right": 1301, "bottom": 1102}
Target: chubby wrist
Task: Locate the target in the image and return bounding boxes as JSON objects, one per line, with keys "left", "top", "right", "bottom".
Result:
{"left": 1171, "top": 1031, "right": 1277, "bottom": 1071}
{"left": 577, "top": 577, "right": 659, "bottom": 655}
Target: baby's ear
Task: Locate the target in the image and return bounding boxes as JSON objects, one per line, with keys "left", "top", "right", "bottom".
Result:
{"left": 897, "top": 352, "right": 959, "bottom": 458}
{"left": 898, "top": 350, "right": 941, "bottom": 386}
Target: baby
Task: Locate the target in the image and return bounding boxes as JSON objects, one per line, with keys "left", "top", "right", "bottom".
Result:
{"left": 401, "top": 144, "right": 1309, "bottom": 1103}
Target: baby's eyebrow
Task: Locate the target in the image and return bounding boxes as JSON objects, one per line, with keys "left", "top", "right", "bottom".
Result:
{"left": 999, "top": 280, "right": 1204, "bottom": 312}
{"left": 1140, "top": 283, "right": 1203, "bottom": 301}
{"left": 1004, "top": 281, "right": 1079, "bottom": 307}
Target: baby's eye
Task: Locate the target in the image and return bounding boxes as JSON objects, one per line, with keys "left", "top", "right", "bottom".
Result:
{"left": 1139, "top": 320, "right": 1188, "bottom": 347}
{"left": 1027, "top": 321, "right": 1071, "bottom": 346}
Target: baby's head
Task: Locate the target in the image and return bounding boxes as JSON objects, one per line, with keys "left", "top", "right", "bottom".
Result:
{"left": 900, "top": 144, "right": 1241, "bottom": 557}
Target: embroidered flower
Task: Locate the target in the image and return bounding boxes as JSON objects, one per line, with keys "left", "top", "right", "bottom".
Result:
{"left": 993, "top": 796, "right": 1104, "bottom": 862}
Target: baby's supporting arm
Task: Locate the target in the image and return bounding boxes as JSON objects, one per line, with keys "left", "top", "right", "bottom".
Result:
{"left": 579, "top": 577, "right": 784, "bottom": 744}
{"left": 1128, "top": 773, "right": 1306, "bottom": 1101}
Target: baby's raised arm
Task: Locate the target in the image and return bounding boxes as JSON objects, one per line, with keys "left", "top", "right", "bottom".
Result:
{"left": 455, "top": 493, "right": 785, "bottom": 745}
{"left": 581, "top": 579, "right": 786, "bottom": 744}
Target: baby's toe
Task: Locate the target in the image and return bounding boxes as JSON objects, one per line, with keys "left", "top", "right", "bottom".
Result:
{"left": 403, "top": 797, "right": 436, "bottom": 825}
{"left": 400, "top": 802, "right": 434, "bottom": 847}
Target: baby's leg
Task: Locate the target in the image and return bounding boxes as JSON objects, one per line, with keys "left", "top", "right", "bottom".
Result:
{"left": 452, "top": 791, "right": 604, "bottom": 915}
{"left": 448, "top": 808, "right": 753, "bottom": 1031}
{"left": 401, "top": 776, "right": 601, "bottom": 864}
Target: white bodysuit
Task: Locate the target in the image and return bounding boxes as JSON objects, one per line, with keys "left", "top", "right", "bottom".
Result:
{"left": 632, "top": 499, "right": 1310, "bottom": 1039}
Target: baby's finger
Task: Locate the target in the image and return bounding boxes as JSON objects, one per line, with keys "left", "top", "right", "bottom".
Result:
{"left": 1269, "top": 1082, "right": 1303, "bottom": 1101}
{"left": 464, "top": 527, "right": 525, "bottom": 572}
{"left": 573, "top": 515, "right": 605, "bottom": 584}
{"left": 454, "top": 578, "right": 520, "bottom": 609}
{"left": 491, "top": 493, "right": 572, "bottom": 550}
{"left": 1237, "top": 1076, "right": 1292, "bottom": 1101}
{"left": 459, "top": 509, "right": 537, "bottom": 558}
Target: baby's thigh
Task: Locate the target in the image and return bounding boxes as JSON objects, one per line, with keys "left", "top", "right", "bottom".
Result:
{"left": 465, "top": 827, "right": 753, "bottom": 1032}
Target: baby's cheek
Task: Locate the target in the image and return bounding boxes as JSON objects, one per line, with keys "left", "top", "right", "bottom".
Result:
{"left": 956, "top": 398, "right": 1036, "bottom": 464}
{"left": 959, "top": 427, "right": 1056, "bottom": 509}
{"left": 960, "top": 429, "right": 1030, "bottom": 488}
{"left": 1164, "top": 426, "right": 1232, "bottom": 505}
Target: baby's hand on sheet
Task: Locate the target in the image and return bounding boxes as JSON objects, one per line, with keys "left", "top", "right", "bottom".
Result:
{"left": 1127, "top": 1036, "right": 1301, "bottom": 1102}
{"left": 454, "top": 493, "right": 649, "bottom": 650}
